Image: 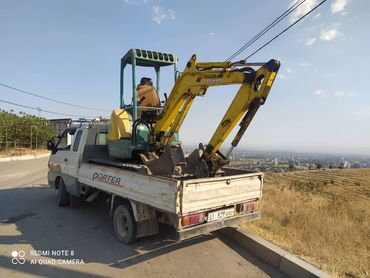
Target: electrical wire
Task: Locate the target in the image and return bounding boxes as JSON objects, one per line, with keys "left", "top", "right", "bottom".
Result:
{"left": 226, "top": 0, "right": 307, "bottom": 61}
{"left": 0, "top": 99, "right": 98, "bottom": 118}
{"left": 0, "top": 83, "right": 110, "bottom": 112}
{"left": 1, "top": 0, "right": 326, "bottom": 120}
{"left": 245, "top": 0, "right": 327, "bottom": 60}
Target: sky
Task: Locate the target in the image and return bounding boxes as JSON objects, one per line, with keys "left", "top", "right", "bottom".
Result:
{"left": 0, "top": 0, "right": 369, "bottom": 155}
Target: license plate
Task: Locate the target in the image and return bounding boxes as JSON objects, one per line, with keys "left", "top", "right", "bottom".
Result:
{"left": 207, "top": 208, "right": 234, "bottom": 222}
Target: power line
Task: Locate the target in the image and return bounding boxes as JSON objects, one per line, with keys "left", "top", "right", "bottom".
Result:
{"left": 0, "top": 83, "right": 110, "bottom": 112}
{"left": 245, "top": 0, "right": 327, "bottom": 60}
{"left": 226, "top": 0, "right": 307, "bottom": 61}
{"left": 0, "top": 99, "right": 98, "bottom": 118}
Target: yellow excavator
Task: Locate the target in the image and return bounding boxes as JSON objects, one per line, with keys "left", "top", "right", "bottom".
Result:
{"left": 108, "top": 49, "right": 280, "bottom": 178}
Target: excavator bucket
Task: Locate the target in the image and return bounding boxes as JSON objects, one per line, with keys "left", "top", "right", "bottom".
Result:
{"left": 185, "top": 144, "right": 212, "bottom": 178}
{"left": 140, "top": 145, "right": 186, "bottom": 177}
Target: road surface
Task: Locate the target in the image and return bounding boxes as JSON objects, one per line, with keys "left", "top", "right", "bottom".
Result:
{"left": 0, "top": 157, "right": 286, "bottom": 278}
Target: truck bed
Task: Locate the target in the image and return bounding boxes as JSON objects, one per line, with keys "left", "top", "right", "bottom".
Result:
{"left": 78, "top": 162, "right": 263, "bottom": 216}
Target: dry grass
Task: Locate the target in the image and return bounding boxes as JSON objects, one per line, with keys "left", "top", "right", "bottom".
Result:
{"left": 0, "top": 148, "right": 49, "bottom": 158}
{"left": 241, "top": 169, "right": 370, "bottom": 278}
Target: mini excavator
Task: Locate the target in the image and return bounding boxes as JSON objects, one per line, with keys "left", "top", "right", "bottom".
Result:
{"left": 108, "top": 49, "right": 280, "bottom": 178}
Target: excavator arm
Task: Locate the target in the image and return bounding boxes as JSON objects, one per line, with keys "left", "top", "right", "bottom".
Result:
{"left": 142, "top": 54, "right": 280, "bottom": 177}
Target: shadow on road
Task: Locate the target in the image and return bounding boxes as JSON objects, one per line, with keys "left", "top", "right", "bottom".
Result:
{"left": 0, "top": 185, "right": 284, "bottom": 277}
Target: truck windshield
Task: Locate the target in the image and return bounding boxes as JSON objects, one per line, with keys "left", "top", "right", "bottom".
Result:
{"left": 55, "top": 128, "right": 77, "bottom": 151}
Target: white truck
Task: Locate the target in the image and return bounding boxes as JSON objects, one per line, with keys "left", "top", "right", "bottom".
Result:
{"left": 47, "top": 121, "right": 263, "bottom": 244}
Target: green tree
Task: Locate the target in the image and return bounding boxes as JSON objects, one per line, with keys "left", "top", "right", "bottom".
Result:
{"left": 0, "top": 109, "right": 55, "bottom": 150}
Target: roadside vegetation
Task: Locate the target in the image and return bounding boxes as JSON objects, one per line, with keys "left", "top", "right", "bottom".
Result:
{"left": 242, "top": 168, "right": 370, "bottom": 277}
{"left": 0, "top": 110, "right": 54, "bottom": 154}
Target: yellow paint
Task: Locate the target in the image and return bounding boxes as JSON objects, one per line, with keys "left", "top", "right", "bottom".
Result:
{"left": 267, "top": 72, "right": 277, "bottom": 87}
{"left": 154, "top": 56, "right": 280, "bottom": 158}
{"left": 108, "top": 109, "right": 132, "bottom": 140}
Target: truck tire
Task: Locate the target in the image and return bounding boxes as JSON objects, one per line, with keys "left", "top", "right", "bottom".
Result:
{"left": 113, "top": 204, "right": 137, "bottom": 244}
{"left": 57, "top": 179, "right": 70, "bottom": 207}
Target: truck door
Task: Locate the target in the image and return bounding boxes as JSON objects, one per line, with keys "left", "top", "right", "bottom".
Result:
{"left": 66, "top": 129, "right": 86, "bottom": 189}
{"left": 51, "top": 127, "right": 76, "bottom": 179}
{"left": 50, "top": 127, "right": 85, "bottom": 195}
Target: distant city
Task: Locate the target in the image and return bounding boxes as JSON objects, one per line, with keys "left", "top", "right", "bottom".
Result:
{"left": 227, "top": 149, "right": 370, "bottom": 173}
{"left": 183, "top": 146, "right": 370, "bottom": 173}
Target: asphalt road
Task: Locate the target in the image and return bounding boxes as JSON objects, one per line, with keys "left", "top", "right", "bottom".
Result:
{"left": 0, "top": 157, "right": 286, "bottom": 278}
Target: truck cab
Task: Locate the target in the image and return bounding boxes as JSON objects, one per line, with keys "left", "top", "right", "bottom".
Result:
{"left": 48, "top": 122, "right": 108, "bottom": 201}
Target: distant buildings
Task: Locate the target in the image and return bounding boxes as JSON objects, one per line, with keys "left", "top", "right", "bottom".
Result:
{"left": 229, "top": 150, "right": 370, "bottom": 172}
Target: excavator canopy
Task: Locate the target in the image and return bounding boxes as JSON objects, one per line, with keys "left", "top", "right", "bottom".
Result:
{"left": 120, "top": 48, "right": 178, "bottom": 121}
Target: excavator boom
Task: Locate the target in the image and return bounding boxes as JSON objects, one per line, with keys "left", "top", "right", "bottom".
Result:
{"left": 142, "top": 55, "right": 280, "bottom": 177}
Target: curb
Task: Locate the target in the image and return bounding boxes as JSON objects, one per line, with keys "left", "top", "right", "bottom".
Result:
{"left": 219, "top": 227, "right": 332, "bottom": 278}
{"left": 0, "top": 153, "right": 50, "bottom": 163}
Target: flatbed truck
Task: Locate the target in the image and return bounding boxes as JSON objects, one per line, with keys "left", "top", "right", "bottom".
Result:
{"left": 47, "top": 121, "right": 263, "bottom": 244}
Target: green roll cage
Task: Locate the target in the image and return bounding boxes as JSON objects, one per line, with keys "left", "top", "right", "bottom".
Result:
{"left": 120, "top": 48, "right": 178, "bottom": 121}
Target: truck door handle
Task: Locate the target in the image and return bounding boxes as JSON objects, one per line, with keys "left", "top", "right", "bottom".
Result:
{"left": 64, "top": 158, "right": 68, "bottom": 162}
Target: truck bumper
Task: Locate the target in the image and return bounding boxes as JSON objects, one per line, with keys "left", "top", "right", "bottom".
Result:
{"left": 177, "top": 211, "right": 261, "bottom": 241}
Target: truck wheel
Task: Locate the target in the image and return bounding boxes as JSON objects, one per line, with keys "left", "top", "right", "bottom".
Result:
{"left": 57, "top": 179, "right": 70, "bottom": 207}
{"left": 113, "top": 204, "right": 137, "bottom": 244}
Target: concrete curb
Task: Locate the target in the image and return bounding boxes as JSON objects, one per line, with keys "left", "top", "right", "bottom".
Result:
{"left": 219, "top": 227, "right": 332, "bottom": 278}
{"left": 0, "top": 153, "right": 50, "bottom": 163}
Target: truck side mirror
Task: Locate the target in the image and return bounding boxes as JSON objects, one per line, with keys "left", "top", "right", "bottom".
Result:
{"left": 47, "top": 140, "right": 55, "bottom": 151}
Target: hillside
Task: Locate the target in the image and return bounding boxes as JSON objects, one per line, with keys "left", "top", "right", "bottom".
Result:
{"left": 241, "top": 168, "right": 370, "bottom": 278}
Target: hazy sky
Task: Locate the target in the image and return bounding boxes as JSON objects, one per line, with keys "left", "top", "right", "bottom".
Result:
{"left": 0, "top": 0, "right": 369, "bottom": 155}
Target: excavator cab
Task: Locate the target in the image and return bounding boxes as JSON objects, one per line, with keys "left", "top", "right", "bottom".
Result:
{"left": 107, "top": 49, "right": 179, "bottom": 161}
{"left": 120, "top": 48, "right": 178, "bottom": 120}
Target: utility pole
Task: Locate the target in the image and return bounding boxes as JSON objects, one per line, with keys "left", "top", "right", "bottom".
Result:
{"left": 5, "top": 127, "right": 8, "bottom": 151}
{"left": 35, "top": 127, "right": 38, "bottom": 150}
{"left": 37, "top": 107, "right": 41, "bottom": 118}
{"left": 30, "top": 126, "right": 33, "bottom": 150}
{"left": 30, "top": 125, "right": 37, "bottom": 150}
